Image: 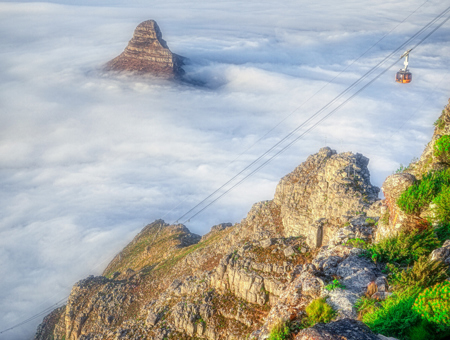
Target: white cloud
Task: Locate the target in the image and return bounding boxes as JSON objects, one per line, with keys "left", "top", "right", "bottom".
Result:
{"left": 1, "top": 0, "right": 450, "bottom": 338}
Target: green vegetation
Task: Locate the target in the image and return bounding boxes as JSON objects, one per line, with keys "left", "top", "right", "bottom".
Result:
{"left": 269, "top": 300, "right": 335, "bottom": 334}
{"left": 303, "top": 298, "right": 335, "bottom": 326}
{"left": 355, "top": 296, "right": 379, "bottom": 319}
{"left": 397, "top": 169, "right": 450, "bottom": 215}
{"left": 345, "top": 238, "right": 367, "bottom": 248}
{"left": 389, "top": 257, "right": 449, "bottom": 290}
{"left": 408, "top": 320, "right": 436, "bottom": 340}
{"left": 367, "top": 227, "right": 439, "bottom": 266}
{"left": 435, "top": 223, "right": 450, "bottom": 244}
{"left": 365, "top": 218, "right": 376, "bottom": 225}
{"left": 433, "top": 185, "right": 450, "bottom": 224}
{"left": 413, "top": 281, "right": 450, "bottom": 329}
{"left": 434, "top": 135, "right": 450, "bottom": 162}
{"left": 396, "top": 164, "right": 407, "bottom": 174}
{"left": 362, "top": 288, "right": 422, "bottom": 339}
{"left": 434, "top": 114, "right": 446, "bottom": 130}
{"left": 268, "top": 320, "right": 290, "bottom": 340}
{"left": 359, "top": 202, "right": 450, "bottom": 339}
{"left": 325, "top": 278, "right": 346, "bottom": 291}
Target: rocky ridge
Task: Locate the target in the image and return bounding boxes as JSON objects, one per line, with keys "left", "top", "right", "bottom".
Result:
{"left": 105, "top": 20, "right": 184, "bottom": 78}
{"left": 34, "top": 99, "right": 450, "bottom": 340}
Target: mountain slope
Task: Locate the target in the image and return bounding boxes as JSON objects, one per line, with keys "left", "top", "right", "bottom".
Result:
{"left": 34, "top": 98, "right": 450, "bottom": 340}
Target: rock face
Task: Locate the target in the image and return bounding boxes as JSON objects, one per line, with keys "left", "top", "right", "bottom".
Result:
{"left": 274, "top": 147, "right": 380, "bottom": 248}
{"left": 33, "top": 146, "right": 389, "bottom": 340}
{"left": 34, "top": 306, "right": 65, "bottom": 340}
{"left": 294, "top": 318, "right": 380, "bottom": 340}
{"left": 376, "top": 173, "right": 417, "bottom": 241}
{"left": 105, "top": 20, "right": 184, "bottom": 78}
{"left": 409, "top": 98, "right": 450, "bottom": 178}
{"left": 376, "top": 98, "right": 450, "bottom": 240}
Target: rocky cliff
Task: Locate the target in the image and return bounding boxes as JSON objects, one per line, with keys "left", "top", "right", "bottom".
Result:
{"left": 377, "top": 98, "right": 450, "bottom": 240}
{"left": 34, "top": 99, "right": 450, "bottom": 340}
{"left": 105, "top": 20, "right": 184, "bottom": 78}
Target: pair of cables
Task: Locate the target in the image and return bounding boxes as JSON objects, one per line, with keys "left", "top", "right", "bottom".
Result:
{"left": 174, "top": 3, "right": 450, "bottom": 225}
{"left": 1, "top": 1, "right": 449, "bottom": 336}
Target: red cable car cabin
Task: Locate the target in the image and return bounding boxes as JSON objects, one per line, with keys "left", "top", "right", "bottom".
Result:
{"left": 396, "top": 49, "right": 413, "bottom": 84}
{"left": 396, "top": 70, "right": 412, "bottom": 83}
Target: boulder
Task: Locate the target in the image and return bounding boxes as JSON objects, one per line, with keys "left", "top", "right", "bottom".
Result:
{"left": 336, "top": 255, "right": 378, "bottom": 293}
{"left": 294, "top": 318, "right": 380, "bottom": 339}
{"left": 429, "top": 239, "right": 450, "bottom": 264}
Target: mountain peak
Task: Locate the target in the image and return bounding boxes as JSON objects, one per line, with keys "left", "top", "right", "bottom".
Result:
{"left": 105, "top": 20, "right": 184, "bottom": 78}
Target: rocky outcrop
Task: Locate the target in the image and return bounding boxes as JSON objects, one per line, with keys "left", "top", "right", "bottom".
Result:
{"left": 430, "top": 239, "right": 450, "bottom": 264}
{"left": 274, "top": 147, "right": 380, "bottom": 248}
{"left": 105, "top": 20, "right": 184, "bottom": 78}
{"left": 294, "top": 318, "right": 380, "bottom": 340}
{"left": 103, "top": 220, "right": 200, "bottom": 277}
{"left": 34, "top": 306, "right": 65, "bottom": 340}
{"left": 376, "top": 173, "right": 417, "bottom": 241}
{"left": 409, "top": 98, "right": 450, "bottom": 178}
{"left": 35, "top": 147, "right": 385, "bottom": 340}
{"left": 375, "top": 99, "right": 450, "bottom": 240}
{"left": 32, "top": 91, "right": 450, "bottom": 340}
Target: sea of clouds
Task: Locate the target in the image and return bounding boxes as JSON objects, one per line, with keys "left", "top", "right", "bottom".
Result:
{"left": 0, "top": 0, "right": 449, "bottom": 338}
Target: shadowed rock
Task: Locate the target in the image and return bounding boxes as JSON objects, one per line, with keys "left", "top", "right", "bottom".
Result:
{"left": 294, "top": 318, "right": 380, "bottom": 340}
{"left": 105, "top": 20, "right": 184, "bottom": 78}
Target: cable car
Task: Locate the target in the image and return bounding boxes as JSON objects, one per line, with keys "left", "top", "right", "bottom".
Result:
{"left": 396, "top": 49, "right": 412, "bottom": 83}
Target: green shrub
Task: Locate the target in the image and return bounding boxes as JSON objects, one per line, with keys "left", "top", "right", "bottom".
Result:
{"left": 395, "top": 164, "right": 407, "bottom": 174}
{"left": 397, "top": 169, "right": 450, "bottom": 215}
{"left": 434, "top": 135, "right": 450, "bottom": 161}
{"left": 304, "top": 298, "right": 335, "bottom": 326}
{"left": 362, "top": 288, "right": 422, "bottom": 339}
{"left": 268, "top": 320, "right": 290, "bottom": 340}
{"left": 433, "top": 185, "right": 450, "bottom": 224}
{"left": 325, "top": 278, "right": 346, "bottom": 291}
{"left": 389, "top": 256, "right": 449, "bottom": 290}
{"left": 345, "top": 238, "right": 367, "bottom": 248}
{"left": 368, "top": 227, "right": 440, "bottom": 265}
{"left": 435, "top": 223, "right": 450, "bottom": 244}
{"left": 413, "top": 281, "right": 450, "bottom": 330}
{"left": 408, "top": 320, "right": 434, "bottom": 340}
{"left": 355, "top": 296, "right": 379, "bottom": 319}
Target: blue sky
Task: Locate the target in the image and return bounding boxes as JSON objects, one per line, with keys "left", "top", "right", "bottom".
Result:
{"left": 0, "top": 0, "right": 449, "bottom": 338}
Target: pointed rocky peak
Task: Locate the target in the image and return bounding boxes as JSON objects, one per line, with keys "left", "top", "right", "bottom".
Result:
{"left": 105, "top": 20, "right": 184, "bottom": 78}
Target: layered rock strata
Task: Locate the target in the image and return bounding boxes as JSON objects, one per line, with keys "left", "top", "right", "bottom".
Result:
{"left": 105, "top": 20, "right": 184, "bottom": 78}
